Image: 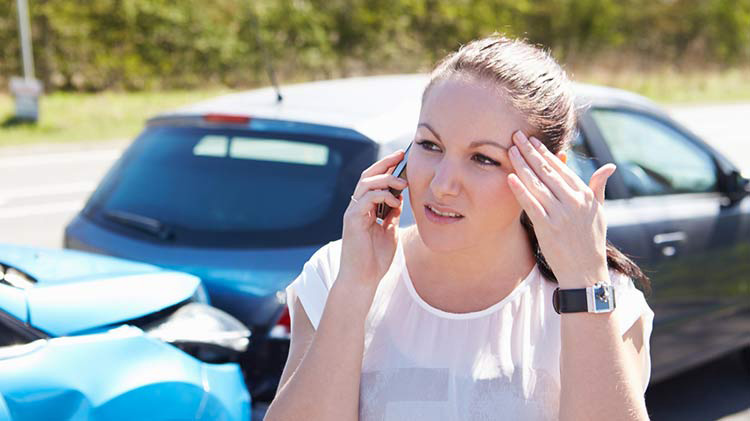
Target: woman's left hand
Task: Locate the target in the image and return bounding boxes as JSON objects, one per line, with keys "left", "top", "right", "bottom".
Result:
{"left": 506, "top": 130, "right": 617, "bottom": 289}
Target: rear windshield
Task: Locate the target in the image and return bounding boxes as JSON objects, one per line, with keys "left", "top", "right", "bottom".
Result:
{"left": 86, "top": 125, "right": 376, "bottom": 248}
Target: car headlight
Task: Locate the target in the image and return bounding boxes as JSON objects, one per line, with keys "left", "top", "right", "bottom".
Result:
{"left": 145, "top": 303, "right": 250, "bottom": 363}
{"left": 190, "top": 283, "right": 210, "bottom": 304}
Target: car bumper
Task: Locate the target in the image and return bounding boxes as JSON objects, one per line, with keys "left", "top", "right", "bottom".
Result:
{"left": 0, "top": 326, "right": 251, "bottom": 420}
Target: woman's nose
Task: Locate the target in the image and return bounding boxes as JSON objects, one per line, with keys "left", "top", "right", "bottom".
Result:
{"left": 429, "top": 159, "right": 461, "bottom": 199}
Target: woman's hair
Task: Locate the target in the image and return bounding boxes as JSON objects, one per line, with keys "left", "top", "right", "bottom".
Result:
{"left": 423, "top": 35, "right": 652, "bottom": 296}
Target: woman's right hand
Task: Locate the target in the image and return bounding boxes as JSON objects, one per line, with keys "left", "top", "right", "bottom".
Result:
{"left": 338, "top": 149, "right": 409, "bottom": 292}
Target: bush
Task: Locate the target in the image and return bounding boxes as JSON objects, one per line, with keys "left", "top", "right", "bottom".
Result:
{"left": 1, "top": 0, "right": 749, "bottom": 92}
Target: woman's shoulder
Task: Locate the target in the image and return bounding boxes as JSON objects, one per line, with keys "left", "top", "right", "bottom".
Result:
{"left": 312, "top": 238, "right": 343, "bottom": 264}
{"left": 303, "top": 238, "right": 343, "bottom": 290}
{"left": 286, "top": 239, "right": 343, "bottom": 331}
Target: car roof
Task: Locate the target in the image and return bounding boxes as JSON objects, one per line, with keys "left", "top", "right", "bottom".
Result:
{"left": 160, "top": 73, "right": 665, "bottom": 146}
{"left": 166, "top": 74, "right": 429, "bottom": 149}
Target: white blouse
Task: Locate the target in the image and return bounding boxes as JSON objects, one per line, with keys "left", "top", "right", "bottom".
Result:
{"left": 286, "top": 234, "right": 654, "bottom": 420}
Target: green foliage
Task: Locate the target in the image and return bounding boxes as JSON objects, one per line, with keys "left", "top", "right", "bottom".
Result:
{"left": 0, "top": 89, "right": 229, "bottom": 146}
{"left": 1, "top": 0, "right": 749, "bottom": 92}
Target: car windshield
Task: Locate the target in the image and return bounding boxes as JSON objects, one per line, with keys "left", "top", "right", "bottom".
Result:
{"left": 86, "top": 125, "right": 376, "bottom": 248}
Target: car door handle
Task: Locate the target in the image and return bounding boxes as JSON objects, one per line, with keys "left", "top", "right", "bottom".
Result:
{"left": 653, "top": 231, "right": 687, "bottom": 245}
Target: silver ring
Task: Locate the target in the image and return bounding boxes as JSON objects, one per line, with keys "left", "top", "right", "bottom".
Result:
{"left": 350, "top": 195, "right": 359, "bottom": 204}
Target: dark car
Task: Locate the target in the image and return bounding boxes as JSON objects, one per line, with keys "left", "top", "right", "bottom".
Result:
{"left": 64, "top": 74, "right": 750, "bottom": 401}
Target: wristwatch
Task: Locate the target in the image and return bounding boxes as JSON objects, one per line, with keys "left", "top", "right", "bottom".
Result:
{"left": 552, "top": 282, "right": 616, "bottom": 314}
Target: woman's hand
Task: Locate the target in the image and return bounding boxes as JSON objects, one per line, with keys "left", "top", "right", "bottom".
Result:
{"left": 506, "top": 130, "right": 617, "bottom": 288}
{"left": 338, "top": 149, "right": 408, "bottom": 292}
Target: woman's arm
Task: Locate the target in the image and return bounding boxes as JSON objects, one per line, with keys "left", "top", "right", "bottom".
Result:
{"left": 505, "top": 131, "right": 650, "bottom": 420}
{"left": 267, "top": 149, "right": 407, "bottom": 420}
{"left": 264, "top": 277, "right": 376, "bottom": 421}
{"left": 558, "top": 270, "right": 650, "bottom": 421}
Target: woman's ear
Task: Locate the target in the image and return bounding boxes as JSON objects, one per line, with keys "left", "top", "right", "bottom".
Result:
{"left": 556, "top": 151, "right": 567, "bottom": 164}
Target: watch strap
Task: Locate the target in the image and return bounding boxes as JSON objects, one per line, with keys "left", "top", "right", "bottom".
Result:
{"left": 553, "top": 283, "right": 617, "bottom": 314}
{"left": 553, "top": 287, "right": 588, "bottom": 314}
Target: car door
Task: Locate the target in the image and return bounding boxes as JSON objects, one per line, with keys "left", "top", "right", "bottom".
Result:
{"left": 565, "top": 124, "right": 654, "bottom": 266}
{"left": 585, "top": 106, "right": 750, "bottom": 380}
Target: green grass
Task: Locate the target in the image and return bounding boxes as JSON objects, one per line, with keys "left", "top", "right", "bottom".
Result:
{"left": 573, "top": 66, "right": 750, "bottom": 104}
{"left": 2, "top": 67, "right": 750, "bottom": 147}
{"left": 0, "top": 89, "right": 230, "bottom": 147}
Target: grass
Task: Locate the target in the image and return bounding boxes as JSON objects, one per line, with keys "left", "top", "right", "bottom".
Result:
{"left": 0, "top": 89, "right": 230, "bottom": 148}
{"left": 573, "top": 66, "right": 750, "bottom": 104}
{"left": 2, "top": 67, "right": 750, "bottom": 147}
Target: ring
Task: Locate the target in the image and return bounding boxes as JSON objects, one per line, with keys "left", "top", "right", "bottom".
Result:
{"left": 350, "top": 195, "right": 359, "bottom": 204}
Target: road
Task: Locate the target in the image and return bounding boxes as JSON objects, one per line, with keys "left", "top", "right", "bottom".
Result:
{"left": 2, "top": 103, "right": 750, "bottom": 420}
{"left": 668, "top": 102, "right": 750, "bottom": 172}
{"left": 0, "top": 139, "right": 129, "bottom": 248}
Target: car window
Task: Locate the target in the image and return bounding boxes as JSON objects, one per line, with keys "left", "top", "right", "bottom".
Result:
{"left": 590, "top": 109, "right": 717, "bottom": 196}
{"left": 194, "top": 135, "right": 330, "bottom": 165}
{"left": 565, "top": 130, "right": 599, "bottom": 188}
{"left": 86, "top": 126, "right": 376, "bottom": 248}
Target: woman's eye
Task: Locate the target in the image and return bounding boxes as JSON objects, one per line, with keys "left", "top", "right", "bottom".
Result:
{"left": 416, "top": 140, "right": 499, "bottom": 167}
{"left": 473, "top": 154, "right": 500, "bottom": 166}
{"left": 416, "top": 140, "right": 440, "bottom": 151}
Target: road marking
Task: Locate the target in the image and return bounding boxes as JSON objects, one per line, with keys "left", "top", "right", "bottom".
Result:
{"left": 0, "top": 201, "right": 83, "bottom": 219}
{"left": 1, "top": 181, "right": 97, "bottom": 202}
{"left": 0, "top": 149, "right": 122, "bottom": 168}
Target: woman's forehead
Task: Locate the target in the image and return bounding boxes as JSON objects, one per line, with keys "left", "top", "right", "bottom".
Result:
{"left": 419, "top": 77, "right": 532, "bottom": 147}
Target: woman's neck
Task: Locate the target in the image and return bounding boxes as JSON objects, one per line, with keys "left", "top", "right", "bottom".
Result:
{"left": 401, "top": 221, "right": 537, "bottom": 294}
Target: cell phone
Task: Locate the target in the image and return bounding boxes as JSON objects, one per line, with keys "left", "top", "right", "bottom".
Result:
{"left": 376, "top": 143, "right": 411, "bottom": 220}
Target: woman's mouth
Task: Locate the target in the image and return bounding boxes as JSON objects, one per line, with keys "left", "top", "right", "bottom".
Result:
{"left": 424, "top": 204, "right": 464, "bottom": 224}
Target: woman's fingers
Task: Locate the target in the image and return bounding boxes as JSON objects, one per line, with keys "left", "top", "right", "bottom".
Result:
{"left": 361, "top": 149, "right": 406, "bottom": 179}
{"left": 508, "top": 144, "right": 557, "bottom": 213}
{"left": 507, "top": 173, "right": 547, "bottom": 223}
{"left": 526, "top": 134, "right": 588, "bottom": 191}
{"left": 588, "top": 164, "right": 617, "bottom": 204}
{"left": 349, "top": 189, "right": 402, "bottom": 218}
{"left": 352, "top": 174, "right": 407, "bottom": 198}
{"left": 511, "top": 131, "right": 575, "bottom": 201}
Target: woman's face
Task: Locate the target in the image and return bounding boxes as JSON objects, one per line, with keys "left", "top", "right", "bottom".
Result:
{"left": 408, "top": 75, "right": 535, "bottom": 252}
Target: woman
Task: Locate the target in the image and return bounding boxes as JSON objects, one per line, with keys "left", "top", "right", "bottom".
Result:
{"left": 265, "top": 35, "right": 654, "bottom": 420}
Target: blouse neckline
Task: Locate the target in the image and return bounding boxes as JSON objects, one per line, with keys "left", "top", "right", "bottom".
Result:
{"left": 396, "top": 232, "right": 538, "bottom": 320}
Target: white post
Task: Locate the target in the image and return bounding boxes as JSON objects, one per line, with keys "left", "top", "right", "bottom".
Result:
{"left": 17, "top": 0, "right": 35, "bottom": 80}
{"left": 11, "top": 0, "right": 42, "bottom": 122}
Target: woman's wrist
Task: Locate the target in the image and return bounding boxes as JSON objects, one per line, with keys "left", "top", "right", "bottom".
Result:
{"left": 556, "top": 262, "right": 610, "bottom": 289}
{"left": 330, "top": 275, "right": 378, "bottom": 318}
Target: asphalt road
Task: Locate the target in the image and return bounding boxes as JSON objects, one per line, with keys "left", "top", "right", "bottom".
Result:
{"left": 668, "top": 102, "right": 750, "bottom": 173}
{"left": 2, "top": 103, "right": 749, "bottom": 420}
{"left": 0, "top": 139, "right": 129, "bottom": 248}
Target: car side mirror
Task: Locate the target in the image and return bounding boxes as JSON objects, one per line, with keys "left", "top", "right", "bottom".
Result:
{"left": 722, "top": 169, "right": 750, "bottom": 205}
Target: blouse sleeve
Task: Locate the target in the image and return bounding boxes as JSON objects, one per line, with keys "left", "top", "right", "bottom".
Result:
{"left": 285, "top": 239, "right": 342, "bottom": 330}
{"left": 610, "top": 269, "right": 655, "bottom": 394}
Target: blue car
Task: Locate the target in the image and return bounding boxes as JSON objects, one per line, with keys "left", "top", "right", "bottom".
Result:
{"left": 64, "top": 73, "right": 750, "bottom": 399}
{"left": 63, "top": 75, "right": 426, "bottom": 400}
{"left": 0, "top": 244, "right": 251, "bottom": 420}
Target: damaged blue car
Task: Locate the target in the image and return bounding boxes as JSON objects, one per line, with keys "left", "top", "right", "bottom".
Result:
{"left": 0, "top": 244, "right": 251, "bottom": 421}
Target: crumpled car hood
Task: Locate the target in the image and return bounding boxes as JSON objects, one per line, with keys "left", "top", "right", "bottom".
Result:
{"left": 0, "top": 244, "right": 200, "bottom": 336}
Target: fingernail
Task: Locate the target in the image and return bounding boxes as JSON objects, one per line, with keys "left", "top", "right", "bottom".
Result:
{"left": 513, "top": 131, "right": 527, "bottom": 144}
{"left": 529, "top": 136, "right": 542, "bottom": 149}
{"left": 510, "top": 145, "right": 520, "bottom": 157}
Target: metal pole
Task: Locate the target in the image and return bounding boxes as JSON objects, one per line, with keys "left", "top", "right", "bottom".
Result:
{"left": 16, "top": 0, "right": 35, "bottom": 80}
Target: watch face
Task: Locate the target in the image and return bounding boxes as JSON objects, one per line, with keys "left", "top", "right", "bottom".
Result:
{"left": 593, "top": 285, "right": 614, "bottom": 312}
